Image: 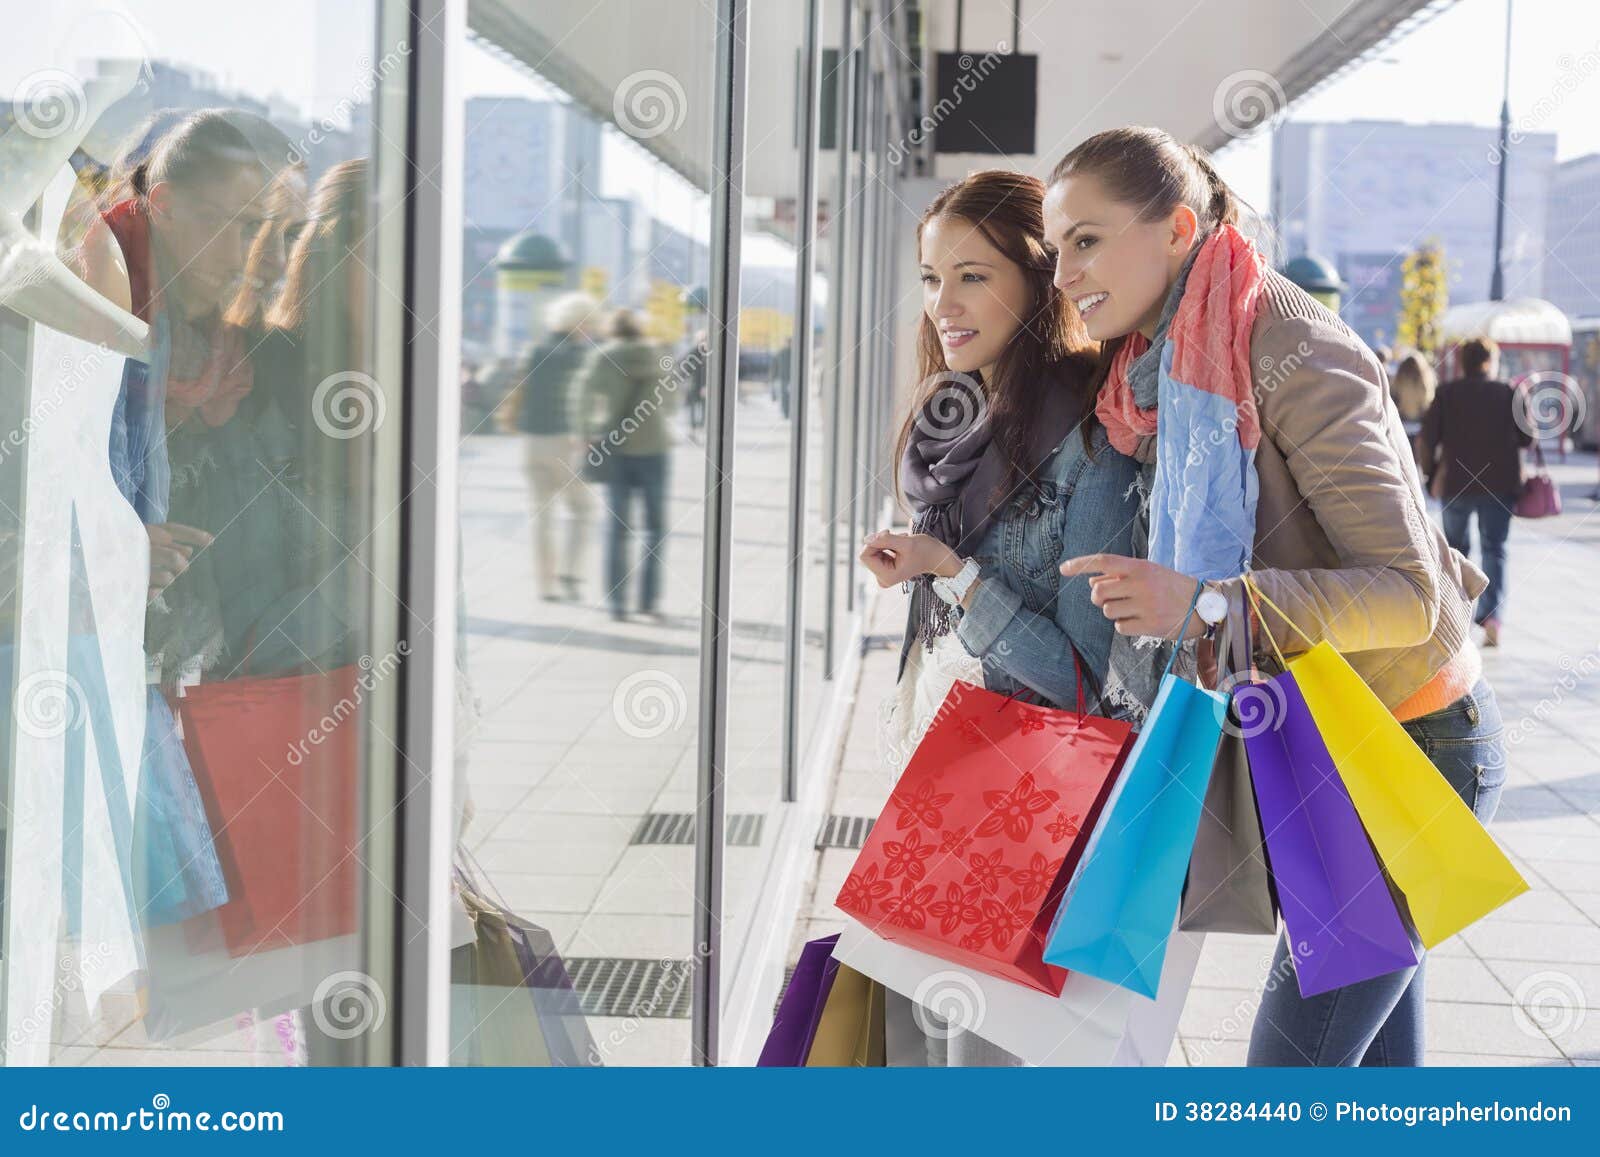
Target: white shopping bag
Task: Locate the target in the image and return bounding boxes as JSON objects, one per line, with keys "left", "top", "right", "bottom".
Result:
{"left": 832, "top": 917, "right": 1202, "bottom": 1067}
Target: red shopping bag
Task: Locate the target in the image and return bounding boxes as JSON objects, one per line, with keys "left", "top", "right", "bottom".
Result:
{"left": 175, "top": 666, "right": 363, "bottom": 956}
{"left": 836, "top": 666, "right": 1134, "bottom": 994}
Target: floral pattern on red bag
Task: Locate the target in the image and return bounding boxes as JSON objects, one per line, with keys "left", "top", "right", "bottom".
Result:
{"left": 834, "top": 678, "right": 1134, "bottom": 995}
{"left": 939, "top": 826, "right": 974, "bottom": 857}
{"left": 975, "top": 891, "right": 1029, "bottom": 950}
{"left": 1008, "top": 852, "right": 1065, "bottom": 903}
{"left": 889, "top": 779, "right": 955, "bottom": 831}
{"left": 838, "top": 863, "right": 892, "bottom": 914}
{"left": 928, "top": 882, "right": 985, "bottom": 935}
{"left": 1045, "top": 811, "right": 1082, "bottom": 843}
{"left": 962, "top": 849, "right": 1012, "bottom": 894}
{"left": 976, "top": 772, "right": 1060, "bottom": 841}
{"left": 882, "top": 829, "right": 935, "bottom": 881}
{"left": 883, "top": 878, "right": 937, "bottom": 929}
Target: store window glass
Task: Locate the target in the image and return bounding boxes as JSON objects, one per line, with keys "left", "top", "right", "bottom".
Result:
{"left": 450, "top": 0, "right": 719, "bottom": 1065}
{"left": 0, "top": 0, "right": 407, "bottom": 1064}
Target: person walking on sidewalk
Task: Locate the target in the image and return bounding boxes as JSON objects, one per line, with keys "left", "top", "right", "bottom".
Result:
{"left": 1418, "top": 337, "right": 1531, "bottom": 648}
{"left": 574, "top": 309, "right": 675, "bottom": 622}
{"left": 512, "top": 293, "right": 599, "bottom": 604}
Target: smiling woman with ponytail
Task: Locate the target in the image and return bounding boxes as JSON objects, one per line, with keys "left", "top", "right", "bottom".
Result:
{"left": 1041, "top": 126, "right": 1500, "bottom": 1067}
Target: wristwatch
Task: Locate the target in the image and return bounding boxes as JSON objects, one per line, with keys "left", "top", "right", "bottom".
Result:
{"left": 932, "top": 557, "right": 981, "bottom": 606}
{"left": 1195, "top": 581, "right": 1228, "bottom": 641}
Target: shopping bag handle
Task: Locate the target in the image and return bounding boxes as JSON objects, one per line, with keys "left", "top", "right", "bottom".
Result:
{"left": 1214, "top": 581, "right": 1256, "bottom": 685}
{"left": 1241, "top": 574, "right": 1317, "bottom": 669}
{"left": 998, "top": 641, "right": 1101, "bottom": 720}
{"left": 1156, "top": 579, "right": 1205, "bottom": 686}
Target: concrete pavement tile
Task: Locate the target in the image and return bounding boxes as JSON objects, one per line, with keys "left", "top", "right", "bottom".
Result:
{"left": 1183, "top": 1037, "right": 1249, "bottom": 1066}
{"left": 474, "top": 834, "right": 627, "bottom": 877}
{"left": 570, "top": 913, "right": 698, "bottom": 960}
{"left": 1423, "top": 1000, "right": 1565, "bottom": 1058}
{"left": 1422, "top": 954, "right": 1513, "bottom": 1003}
{"left": 1461, "top": 919, "right": 1600, "bottom": 964}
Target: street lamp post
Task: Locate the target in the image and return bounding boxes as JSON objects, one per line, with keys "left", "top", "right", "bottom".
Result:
{"left": 1489, "top": 0, "right": 1514, "bottom": 302}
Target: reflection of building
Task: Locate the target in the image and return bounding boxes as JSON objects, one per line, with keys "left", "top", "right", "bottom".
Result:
{"left": 88, "top": 60, "right": 360, "bottom": 182}
{"left": 462, "top": 225, "right": 516, "bottom": 362}
{"left": 645, "top": 217, "right": 710, "bottom": 288}
{"left": 462, "top": 98, "right": 643, "bottom": 351}
{"left": 1273, "top": 120, "right": 1557, "bottom": 350}
{"left": 1544, "top": 153, "right": 1600, "bottom": 320}
{"left": 464, "top": 98, "right": 598, "bottom": 233}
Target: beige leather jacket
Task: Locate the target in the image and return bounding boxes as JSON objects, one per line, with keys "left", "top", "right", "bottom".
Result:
{"left": 1211, "top": 270, "right": 1486, "bottom": 707}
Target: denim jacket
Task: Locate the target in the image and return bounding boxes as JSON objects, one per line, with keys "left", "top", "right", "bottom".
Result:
{"left": 911, "top": 422, "right": 1142, "bottom": 716}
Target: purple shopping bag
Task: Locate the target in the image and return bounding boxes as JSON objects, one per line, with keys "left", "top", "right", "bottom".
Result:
{"left": 1239, "top": 672, "right": 1419, "bottom": 997}
{"left": 758, "top": 934, "right": 842, "bottom": 1066}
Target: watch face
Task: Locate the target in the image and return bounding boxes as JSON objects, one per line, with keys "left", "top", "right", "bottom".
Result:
{"left": 1197, "top": 588, "right": 1228, "bottom": 624}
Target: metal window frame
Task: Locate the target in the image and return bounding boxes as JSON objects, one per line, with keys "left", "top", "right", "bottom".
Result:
{"left": 844, "top": 13, "right": 874, "bottom": 615}
{"left": 822, "top": 0, "right": 857, "bottom": 681}
{"left": 394, "top": 0, "right": 464, "bottom": 1067}
{"left": 691, "top": 0, "right": 750, "bottom": 1067}
{"left": 781, "top": 0, "right": 825, "bottom": 803}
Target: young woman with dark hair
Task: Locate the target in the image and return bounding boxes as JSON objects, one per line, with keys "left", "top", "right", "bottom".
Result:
{"left": 858, "top": 170, "right": 1142, "bottom": 1065}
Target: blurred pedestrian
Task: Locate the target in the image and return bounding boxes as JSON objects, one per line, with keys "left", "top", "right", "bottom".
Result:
{"left": 1390, "top": 350, "right": 1436, "bottom": 426}
{"left": 1418, "top": 337, "right": 1531, "bottom": 647}
{"left": 512, "top": 292, "right": 599, "bottom": 603}
{"left": 574, "top": 309, "right": 675, "bottom": 622}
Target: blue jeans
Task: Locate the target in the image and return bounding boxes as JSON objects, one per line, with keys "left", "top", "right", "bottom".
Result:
{"left": 605, "top": 453, "right": 668, "bottom": 614}
{"left": 1441, "top": 494, "right": 1515, "bottom": 624}
{"left": 1246, "top": 677, "right": 1506, "bottom": 1066}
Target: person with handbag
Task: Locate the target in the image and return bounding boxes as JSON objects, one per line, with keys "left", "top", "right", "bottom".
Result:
{"left": 1417, "top": 337, "right": 1535, "bottom": 647}
{"left": 857, "top": 169, "right": 1143, "bottom": 1066}
{"left": 1042, "top": 126, "right": 1501, "bottom": 1067}
{"left": 573, "top": 309, "right": 676, "bottom": 622}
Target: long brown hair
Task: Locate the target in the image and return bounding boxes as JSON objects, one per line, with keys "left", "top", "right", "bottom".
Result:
{"left": 266, "top": 157, "right": 368, "bottom": 333}
{"left": 894, "top": 169, "right": 1098, "bottom": 511}
{"left": 1048, "top": 127, "right": 1250, "bottom": 392}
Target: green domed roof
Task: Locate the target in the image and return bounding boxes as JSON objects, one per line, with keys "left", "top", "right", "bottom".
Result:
{"left": 496, "top": 230, "right": 568, "bottom": 272}
{"left": 1281, "top": 253, "right": 1344, "bottom": 294}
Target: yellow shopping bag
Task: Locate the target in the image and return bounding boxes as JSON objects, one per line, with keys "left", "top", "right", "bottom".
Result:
{"left": 804, "top": 963, "right": 886, "bottom": 1066}
{"left": 1245, "top": 579, "right": 1527, "bottom": 947}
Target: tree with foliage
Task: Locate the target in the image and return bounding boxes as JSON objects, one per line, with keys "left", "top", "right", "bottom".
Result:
{"left": 1395, "top": 240, "right": 1449, "bottom": 360}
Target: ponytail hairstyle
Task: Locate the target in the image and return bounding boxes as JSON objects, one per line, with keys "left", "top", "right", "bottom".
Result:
{"left": 894, "top": 169, "right": 1099, "bottom": 511}
{"left": 1048, "top": 126, "right": 1259, "bottom": 391}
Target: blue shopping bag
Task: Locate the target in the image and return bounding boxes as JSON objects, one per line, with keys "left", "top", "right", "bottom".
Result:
{"left": 1043, "top": 588, "right": 1226, "bottom": 998}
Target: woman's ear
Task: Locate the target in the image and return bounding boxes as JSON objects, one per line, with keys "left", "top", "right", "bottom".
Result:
{"left": 1166, "top": 204, "right": 1200, "bottom": 255}
{"left": 145, "top": 180, "right": 174, "bottom": 221}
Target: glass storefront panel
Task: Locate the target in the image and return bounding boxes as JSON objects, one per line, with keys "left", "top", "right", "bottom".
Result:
{"left": 450, "top": 1, "right": 719, "bottom": 1065}
{"left": 719, "top": 0, "right": 810, "bottom": 1008}
{"left": 0, "top": 0, "right": 407, "bottom": 1064}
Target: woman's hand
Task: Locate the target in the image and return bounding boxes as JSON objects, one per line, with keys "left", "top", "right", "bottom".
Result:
{"left": 859, "top": 530, "right": 961, "bottom": 588}
{"left": 147, "top": 522, "right": 213, "bottom": 602}
{"left": 1060, "top": 553, "right": 1204, "bottom": 640}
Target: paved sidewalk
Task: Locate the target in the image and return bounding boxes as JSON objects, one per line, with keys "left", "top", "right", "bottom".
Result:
{"left": 790, "top": 453, "right": 1600, "bottom": 1067}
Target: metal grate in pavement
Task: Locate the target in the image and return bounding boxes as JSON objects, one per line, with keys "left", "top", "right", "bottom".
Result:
{"left": 775, "top": 963, "right": 798, "bottom": 1017}
{"left": 564, "top": 957, "right": 694, "bottom": 1019}
{"left": 815, "top": 814, "right": 875, "bottom": 850}
{"left": 629, "top": 812, "right": 763, "bottom": 847}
